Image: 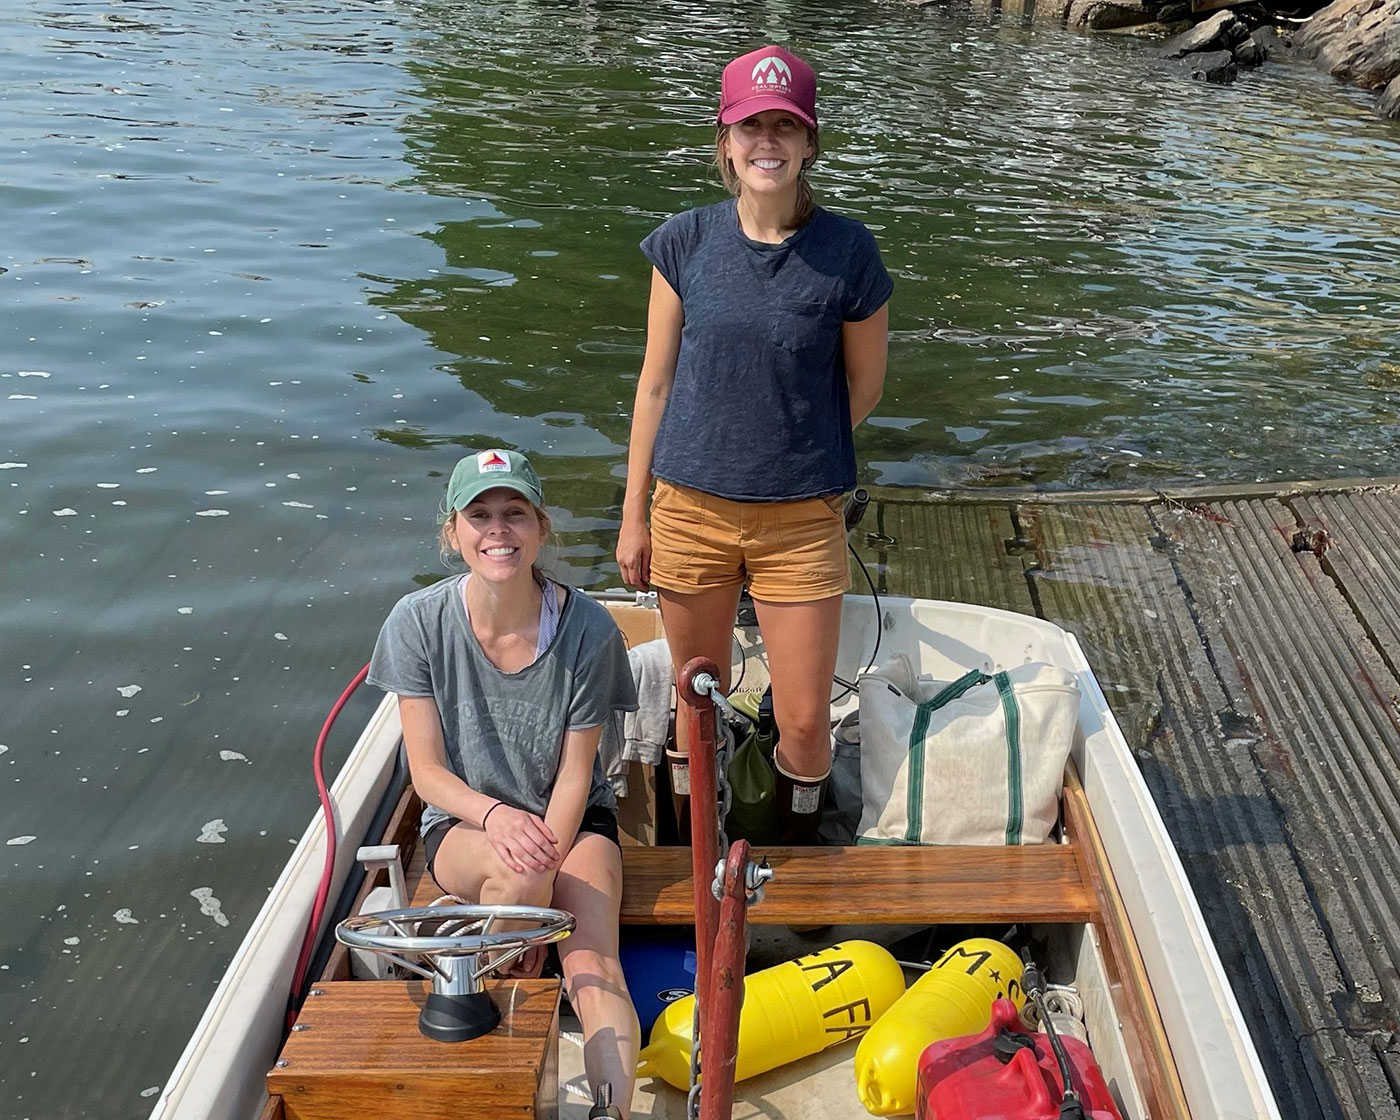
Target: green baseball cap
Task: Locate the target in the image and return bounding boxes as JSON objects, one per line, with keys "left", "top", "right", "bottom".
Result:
{"left": 444, "top": 449, "right": 544, "bottom": 515}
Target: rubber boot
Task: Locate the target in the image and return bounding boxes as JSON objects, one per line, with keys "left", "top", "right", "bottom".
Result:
{"left": 588, "top": 1083, "right": 623, "bottom": 1120}
{"left": 774, "top": 756, "right": 830, "bottom": 846}
{"left": 666, "top": 748, "right": 691, "bottom": 841}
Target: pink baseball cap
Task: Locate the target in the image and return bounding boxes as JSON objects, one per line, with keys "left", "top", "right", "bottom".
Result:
{"left": 718, "top": 45, "right": 818, "bottom": 131}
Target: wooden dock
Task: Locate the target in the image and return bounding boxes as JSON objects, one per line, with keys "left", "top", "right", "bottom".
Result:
{"left": 867, "top": 478, "right": 1400, "bottom": 1120}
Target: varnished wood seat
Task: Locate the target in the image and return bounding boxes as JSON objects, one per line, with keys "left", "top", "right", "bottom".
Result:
{"left": 405, "top": 840, "right": 1096, "bottom": 925}
{"left": 323, "top": 784, "right": 1094, "bottom": 964}
{"left": 270, "top": 978, "right": 560, "bottom": 1120}
{"left": 618, "top": 843, "right": 1094, "bottom": 925}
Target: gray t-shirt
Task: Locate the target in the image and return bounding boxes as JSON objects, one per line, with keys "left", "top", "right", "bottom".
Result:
{"left": 641, "top": 199, "right": 893, "bottom": 501}
{"left": 367, "top": 576, "right": 639, "bottom": 837}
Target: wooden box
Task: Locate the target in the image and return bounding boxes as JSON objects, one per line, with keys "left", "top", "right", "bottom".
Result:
{"left": 268, "top": 979, "right": 560, "bottom": 1120}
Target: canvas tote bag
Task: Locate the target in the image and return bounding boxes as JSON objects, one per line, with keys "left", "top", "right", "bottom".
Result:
{"left": 856, "top": 662, "right": 1080, "bottom": 846}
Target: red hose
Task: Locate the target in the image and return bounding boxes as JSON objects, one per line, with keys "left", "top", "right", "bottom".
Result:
{"left": 285, "top": 662, "right": 370, "bottom": 1033}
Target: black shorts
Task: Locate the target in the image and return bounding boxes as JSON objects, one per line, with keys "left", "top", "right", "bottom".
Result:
{"left": 423, "top": 804, "right": 621, "bottom": 890}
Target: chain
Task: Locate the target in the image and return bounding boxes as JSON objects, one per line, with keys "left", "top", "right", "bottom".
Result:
{"left": 687, "top": 994, "right": 702, "bottom": 1120}
{"left": 716, "top": 708, "right": 734, "bottom": 860}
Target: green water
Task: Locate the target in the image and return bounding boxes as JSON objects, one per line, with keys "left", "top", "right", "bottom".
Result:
{"left": 3, "top": 0, "right": 1399, "bottom": 1115}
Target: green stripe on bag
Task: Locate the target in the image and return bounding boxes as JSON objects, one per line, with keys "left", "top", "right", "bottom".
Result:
{"left": 995, "top": 672, "right": 1023, "bottom": 845}
{"left": 908, "top": 669, "right": 988, "bottom": 844}
{"left": 907, "top": 700, "right": 930, "bottom": 842}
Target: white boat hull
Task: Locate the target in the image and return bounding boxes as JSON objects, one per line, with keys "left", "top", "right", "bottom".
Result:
{"left": 151, "top": 595, "right": 1279, "bottom": 1120}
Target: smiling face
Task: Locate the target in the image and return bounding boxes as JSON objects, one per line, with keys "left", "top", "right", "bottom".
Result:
{"left": 720, "top": 109, "right": 816, "bottom": 197}
{"left": 443, "top": 488, "right": 545, "bottom": 583}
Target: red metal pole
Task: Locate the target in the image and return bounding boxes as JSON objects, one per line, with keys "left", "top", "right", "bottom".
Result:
{"left": 678, "top": 657, "right": 721, "bottom": 1031}
{"left": 700, "top": 839, "right": 750, "bottom": 1120}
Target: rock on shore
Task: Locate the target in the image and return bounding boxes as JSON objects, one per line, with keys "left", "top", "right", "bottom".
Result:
{"left": 1033, "top": 0, "right": 1400, "bottom": 118}
{"left": 1292, "top": 0, "right": 1400, "bottom": 115}
{"left": 1160, "top": 10, "right": 1274, "bottom": 85}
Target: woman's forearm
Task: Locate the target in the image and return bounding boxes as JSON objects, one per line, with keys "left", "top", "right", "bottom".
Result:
{"left": 412, "top": 760, "right": 498, "bottom": 826}
{"left": 398, "top": 696, "right": 497, "bottom": 826}
{"left": 623, "top": 384, "right": 667, "bottom": 519}
{"left": 543, "top": 772, "right": 591, "bottom": 855}
{"left": 849, "top": 379, "right": 885, "bottom": 428}
{"left": 623, "top": 268, "right": 683, "bottom": 521}
{"left": 544, "top": 725, "right": 604, "bottom": 854}
{"left": 844, "top": 304, "right": 889, "bottom": 429}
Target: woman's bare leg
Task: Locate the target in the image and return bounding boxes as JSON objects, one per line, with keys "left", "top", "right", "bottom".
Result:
{"left": 752, "top": 594, "right": 843, "bottom": 842}
{"left": 432, "top": 824, "right": 554, "bottom": 976}
{"left": 656, "top": 583, "right": 744, "bottom": 741}
{"left": 752, "top": 592, "right": 844, "bottom": 779}
{"left": 656, "top": 584, "right": 743, "bottom": 834}
{"left": 552, "top": 834, "right": 638, "bottom": 1119}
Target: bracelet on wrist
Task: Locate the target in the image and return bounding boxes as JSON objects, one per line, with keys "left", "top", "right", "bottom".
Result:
{"left": 480, "top": 801, "right": 505, "bottom": 829}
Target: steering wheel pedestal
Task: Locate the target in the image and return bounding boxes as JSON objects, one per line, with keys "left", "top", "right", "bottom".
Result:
{"left": 335, "top": 904, "right": 575, "bottom": 1043}
{"left": 421, "top": 992, "right": 499, "bottom": 1042}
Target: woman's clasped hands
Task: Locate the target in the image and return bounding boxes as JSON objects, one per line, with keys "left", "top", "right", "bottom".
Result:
{"left": 482, "top": 802, "right": 561, "bottom": 874}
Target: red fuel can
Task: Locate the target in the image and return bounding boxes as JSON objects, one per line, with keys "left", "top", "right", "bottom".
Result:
{"left": 916, "top": 998, "right": 1124, "bottom": 1120}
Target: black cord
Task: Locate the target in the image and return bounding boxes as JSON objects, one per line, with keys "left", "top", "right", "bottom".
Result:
{"left": 829, "top": 540, "right": 882, "bottom": 705}
{"left": 729, "top": 631, "right": 748, "bottom": 695}
{"left": 856, "top": 538, "right": 882, "bottom": 674}
{"left": 1022, "top": 951, "right": 1081, "bottom": 1113}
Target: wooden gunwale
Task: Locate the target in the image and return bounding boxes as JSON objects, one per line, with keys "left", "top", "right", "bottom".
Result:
{"left": 1063, "top": 765, "right": 1192, "bottom": 1120}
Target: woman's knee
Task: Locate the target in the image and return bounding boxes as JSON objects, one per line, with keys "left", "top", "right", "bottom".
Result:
{"left": 776, "top": 710, "right": 831, "bottom": 750}
{"left": 480, "top": 863, "right": 555, "bottom": 905}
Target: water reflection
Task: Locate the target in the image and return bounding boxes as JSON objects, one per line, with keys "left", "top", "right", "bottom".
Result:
{"left": 391, "top": 0, "right": 1400, "bottom": 495}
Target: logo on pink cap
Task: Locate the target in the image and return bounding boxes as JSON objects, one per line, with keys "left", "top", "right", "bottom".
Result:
{"left": 718, "top": 45, "right": 817, "bottom": 130}
{"left": 750, "top": 54, "right": 794, "bottom": 88}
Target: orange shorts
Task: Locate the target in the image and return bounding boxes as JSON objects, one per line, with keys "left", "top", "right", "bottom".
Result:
{"left": 648, "top": 480, "right": 850, "bottom": 603}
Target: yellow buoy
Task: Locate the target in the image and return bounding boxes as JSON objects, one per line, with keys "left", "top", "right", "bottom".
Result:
{"left": 637, "top": 940, "right": 906, "bottom": 1091}
{"left": 854, "top": 937, "right": 1026, "bottom": 1116}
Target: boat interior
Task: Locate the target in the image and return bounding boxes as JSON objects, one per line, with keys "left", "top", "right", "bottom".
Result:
{"left": 259, "top": 599, "right": 1200, "bottom": 1120}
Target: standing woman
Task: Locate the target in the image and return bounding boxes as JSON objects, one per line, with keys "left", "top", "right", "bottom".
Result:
{"left": 370, "top": 449, "right": 639, "bottom": 1118}
{"left": 616, "top": 46, "right": 892, "bottom": 843}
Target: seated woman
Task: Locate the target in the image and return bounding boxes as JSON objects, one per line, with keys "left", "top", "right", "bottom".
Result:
{"left": 368, "top": 448, "right": 640, "bottom": 1119}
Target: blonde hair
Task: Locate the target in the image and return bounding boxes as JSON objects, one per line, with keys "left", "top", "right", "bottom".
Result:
{"left": 714, "top": 124, "right": 821, "bottom": 229}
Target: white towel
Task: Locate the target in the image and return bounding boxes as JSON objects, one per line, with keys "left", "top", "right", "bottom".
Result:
{"left": 596, "top": 638, "right": 675, "bottom": 797}
{"left": 623, "top": 639, "right": 673, "bottom": 766}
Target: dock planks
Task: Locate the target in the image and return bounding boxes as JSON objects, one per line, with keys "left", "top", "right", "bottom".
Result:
{"left": 861, "top": 481, "right": 1400, "bottom": 1120}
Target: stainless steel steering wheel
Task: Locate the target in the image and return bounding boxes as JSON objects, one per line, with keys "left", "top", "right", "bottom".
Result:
{"left": 335, "top": 903, "right": 575, "bottom": 1041}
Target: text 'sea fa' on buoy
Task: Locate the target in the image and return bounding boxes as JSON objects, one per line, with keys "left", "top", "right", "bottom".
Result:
{"left": 637, "top": 940, "right": 906, "bottom": 1090}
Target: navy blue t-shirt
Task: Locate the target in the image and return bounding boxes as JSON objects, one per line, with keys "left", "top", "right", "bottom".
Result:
{"left": 640, "top": 199, "right": 892, "bottom": 501}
